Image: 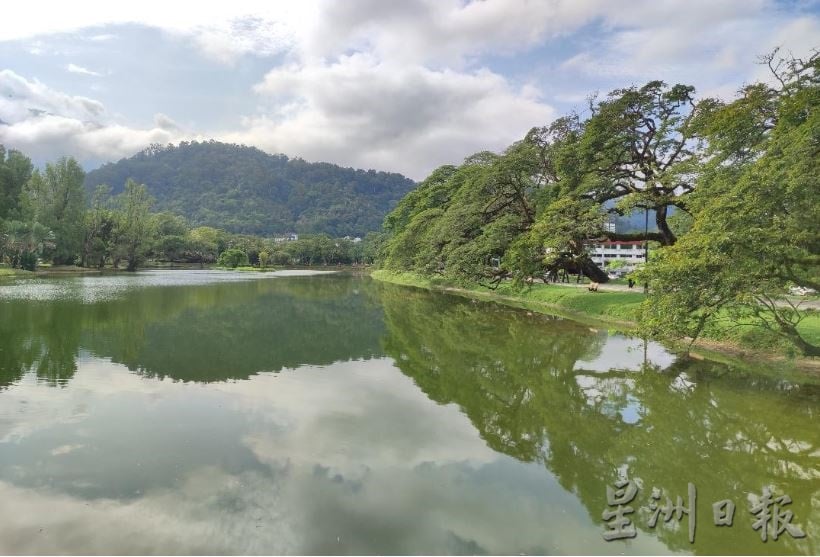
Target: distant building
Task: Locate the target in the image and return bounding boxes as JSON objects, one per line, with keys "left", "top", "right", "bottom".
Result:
{"left": 273, "top": 233, "right": 299, "bottom": 243}
{"left": 603, "top": 221, "right": 617, "bottom": 233}
{"left": 587, "top": 240, "right": 645, "bottom": 268}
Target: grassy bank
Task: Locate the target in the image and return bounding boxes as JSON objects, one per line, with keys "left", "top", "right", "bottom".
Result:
{"left": 372, "top": 269, "right": 641, "bottom": 324}
{"left": 371, "top": 269, "right": 820, "bottom": 369}
{"left": 0, "top": 266, "right": 34, "bottom": 278}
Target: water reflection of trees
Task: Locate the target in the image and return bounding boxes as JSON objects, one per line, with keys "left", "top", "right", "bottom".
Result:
{"left": 1, "top": 275, "right": 385, "bottom": 386}
{"left": 379, "top": 285, "right": 819, "bottom": 555}
{"left": 0, "top": 301, "right": 81, "bottom": 388}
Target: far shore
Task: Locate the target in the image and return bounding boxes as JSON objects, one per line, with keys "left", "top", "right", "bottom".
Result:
{"left": 0, "top": 263, "right": 370, "bottom": 278}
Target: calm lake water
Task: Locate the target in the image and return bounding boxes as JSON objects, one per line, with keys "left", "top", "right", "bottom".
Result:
{"left": 0, "top": 270, "right": 817, "bottom": 555}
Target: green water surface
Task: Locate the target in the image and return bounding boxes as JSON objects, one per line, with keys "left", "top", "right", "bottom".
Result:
{"left": 0, "top": 270, "right": 817, "bottom": 555}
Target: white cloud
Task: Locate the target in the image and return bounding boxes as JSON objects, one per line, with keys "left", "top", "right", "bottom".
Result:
{"left": 0, "top": 1, "right": 314, "bottom": 64}
{"left": 230, "top": 54, "right": 554, "bottom": 178}
{"left": 87, "top": 33, "right": 116, "bottom": 42}
{"left": 66, "top": 63, "right": 102, "bottom": 77}
{"left": 0, "top": 70, "right": 104, "bottom": 122}
{"left": 0, "top": 1, "right": 817, "bottom": 178}
{"left": 557, "top": 1, "right": 818, "bottom": 95}
{"left": 0, "top": 63, "right": 552, "bottom": 178}
{"left": 0, "top": 70, "right": 189, "bottom": 162}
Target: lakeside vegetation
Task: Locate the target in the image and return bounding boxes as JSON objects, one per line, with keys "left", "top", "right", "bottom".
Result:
{"left": 375, "top": 51, "right": 819, "bottom": 357}
{"left": 0, "top": 147, "right": 383, "bottom": 272}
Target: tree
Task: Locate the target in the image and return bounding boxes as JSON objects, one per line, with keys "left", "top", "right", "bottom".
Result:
{"left": 607, "top": 259, "right": 628, "bottom": 271}
{"left": 82, "top": 185, "right": 116, "bottom": 268}
{"left": 573, "top": 81, "right": 703, "bottom": 246}
{"left": 380, "top": 145, "right": 543, "bottom": 285}
{"left": 0, "top": 146, "right": 33, "bottom": 221}
{"left": 639, "top": 50, "right": 820, "bottom": 356}
{"left": 114, "top": 180, "right": 155, "bottom": 272}
{"left": 506, "top": 196, "right": 608, "bottom": 284}
{"left": 258, "top": 250, "right": 271, "bottom": 268}
{"left": 23, "top": 157, "right": 86, "bottom": 264}
{"left": 1, "top": 220, "right": 50, "bottom": 270}
{"left": 151, "top": 212, "right": 190, "bottom": 262}
{"left": 217, "top": 248, "right": 249, "bottom": 268}
{"left": 187, "top": 226, "right": 223, "bottom": 266}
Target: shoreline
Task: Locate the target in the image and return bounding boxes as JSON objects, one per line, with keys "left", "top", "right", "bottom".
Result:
{"left": 370, "top": 269, "right": 820, "bottom": 375}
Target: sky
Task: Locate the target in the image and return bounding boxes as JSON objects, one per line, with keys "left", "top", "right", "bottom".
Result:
{"left": 0, "top": 0, "right": 817, "bottom": 180}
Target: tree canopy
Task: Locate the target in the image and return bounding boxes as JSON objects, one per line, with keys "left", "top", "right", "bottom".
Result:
{"left": 637, "top": 50, "right": 819, "bottom": 356}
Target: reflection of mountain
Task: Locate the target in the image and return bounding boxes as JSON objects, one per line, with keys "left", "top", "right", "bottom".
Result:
{"left": 379, "top": 285, "right": 820, "bottom": 555}
{"left": 0, "top": 275, "right": 386, "bottom": 385}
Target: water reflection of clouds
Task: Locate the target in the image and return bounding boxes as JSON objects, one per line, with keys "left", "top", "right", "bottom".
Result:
{"left": 0, "top": 355, "right": 679, "bottom": 554}
{"left": 574, "top": 333, "right": 677, "bottom": 373}
{"left": 227, "top": 359, "right": 500, "bottom": 474}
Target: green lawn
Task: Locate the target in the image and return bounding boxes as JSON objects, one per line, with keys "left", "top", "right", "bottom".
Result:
{"left": 0, "top": 266, "right": 33, "bottom": 277}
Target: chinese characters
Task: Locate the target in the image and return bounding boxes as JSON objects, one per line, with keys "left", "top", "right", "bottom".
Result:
{"left": 602, "top": 480, "right": 806, "bottom": 544}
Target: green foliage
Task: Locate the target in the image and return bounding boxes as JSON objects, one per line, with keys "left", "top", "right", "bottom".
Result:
{"left": 258, "top": 250, "right": 270, "bottom": 268}
{"left": 0, "top": 219, "right": 50, "bottom": 270}
{"left": 380, "top": 145, "right": 540, "bottom": 285}
{"left": 574, "top": 81, "right": 701, "bottom": 245}
{"left": 377, "top": 51, "right": 819, "bottom": 357}
{"left": 0, "top": 147, "right": 33, "bottom": 221}
{"left": 217, "top": 248, "right": 249, "bottom": 268}
{"left": 82, "top": 185, "right": 116, "bottom": 268}
{"left": 23, "top": 157, "right": 86, "bottom": 265}
{"left": 114, "top": 180, "right": 155, "bottom": 272}
{"left": 84, "top": 141, "right": 416, "bottom": 236}
{"left": 639, "top": 51, "right": 820, "bottom": 356}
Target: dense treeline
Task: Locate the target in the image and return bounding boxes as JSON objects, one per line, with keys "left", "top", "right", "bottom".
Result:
{"left": 84, "top": 141, "right": 416, "bottom": 237}
{"left": 0, "top": 150, "right": 381, "bottom": 271}
{"left": 378, "top": 50, "right": 819, "bottom": 355}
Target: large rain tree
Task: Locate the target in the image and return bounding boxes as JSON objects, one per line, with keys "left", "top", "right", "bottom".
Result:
{"left": 573, "top": 81, "right": 703, "bottom": 246}
{"left": 639, "top": 51, "right": 820, "bottom": 356}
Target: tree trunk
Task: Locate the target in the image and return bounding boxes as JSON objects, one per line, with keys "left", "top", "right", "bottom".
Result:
{"left": 778, "top": 322, "right": 820, "bottom": 356}
{"left": 655, "top": 205, "right": 677, "bottom": 246}
{"left": 580, "top": 257, "right": 609, "bottom": 283}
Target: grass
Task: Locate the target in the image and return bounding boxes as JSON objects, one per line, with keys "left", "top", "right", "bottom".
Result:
{"left": 371, "top": 269, "right": 820, "bottom": 366}
{"left": 371, "top": 270, "right": 642, "bottom": 327}
{"left": 0, "top": 265, "right": 33, "bottom": 277}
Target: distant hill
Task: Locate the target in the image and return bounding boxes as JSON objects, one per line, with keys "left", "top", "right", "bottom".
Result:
{"left": 601, "top": 200, "right": 661, "bottom": 234}
{"left": 84, "top": 141, "right": 417, "bottom": 236}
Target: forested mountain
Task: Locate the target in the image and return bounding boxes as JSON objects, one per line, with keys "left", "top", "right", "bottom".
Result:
{"left": 84, "top": 141, "right": 416, "bottom": 236}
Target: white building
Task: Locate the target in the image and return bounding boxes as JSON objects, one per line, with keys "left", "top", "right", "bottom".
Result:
{"left": 273, "top": 233, "right": 299, "bottom": 243}
{"left": 587, "top": 240, "right": 646, "bottom": 268}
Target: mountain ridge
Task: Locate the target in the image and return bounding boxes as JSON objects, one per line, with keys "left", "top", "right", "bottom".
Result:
{"left": 84, "top": 140, "right": 417, "bottom": 236}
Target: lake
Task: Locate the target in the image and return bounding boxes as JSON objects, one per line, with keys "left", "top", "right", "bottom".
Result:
{"left": 0, "top": 270, "right": 817, "bottom": 555}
